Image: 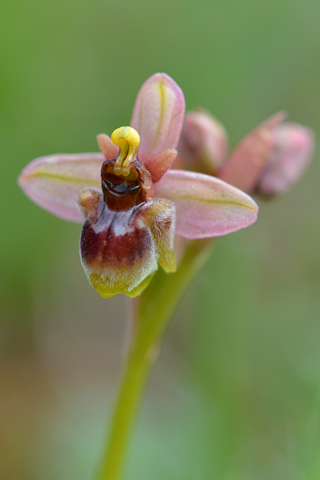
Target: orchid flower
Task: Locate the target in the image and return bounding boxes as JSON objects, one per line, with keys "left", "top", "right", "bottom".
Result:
{"left": 178, "top": 109, "right": 314, "bottom": 196}
{"left": 18, "top": 73, "right": 258, "bottom": 299}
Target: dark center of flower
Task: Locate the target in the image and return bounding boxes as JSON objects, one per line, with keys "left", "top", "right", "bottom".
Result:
{"left": 101, "top": 159, "right": 153, "bottom": 211}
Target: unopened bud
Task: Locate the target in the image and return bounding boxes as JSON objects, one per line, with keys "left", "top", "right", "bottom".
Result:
{"left": 178, "top": 110, "right": 228, "bottom": 175}
{"left": 219, "top": 112, "right": 285, "bottom": 193}
{"left": 256, "top": 123, "right": 314, "bottom": 197}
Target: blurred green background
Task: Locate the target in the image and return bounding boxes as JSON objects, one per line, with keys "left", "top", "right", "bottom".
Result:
{"left": 1, "top": 0, "right": 320, "bottom": 478}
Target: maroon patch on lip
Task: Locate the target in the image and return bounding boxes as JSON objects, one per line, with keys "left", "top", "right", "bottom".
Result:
{"left": 80, "top": 206, "right": 153, "bottom": 270}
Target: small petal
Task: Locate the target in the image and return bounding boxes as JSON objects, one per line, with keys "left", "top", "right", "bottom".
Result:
{"left": 178, "top": 110, "right": 228, "bottom": 175}
{"left": 97, "top": 134, "right": 119, "bottom": 159}
{"left": 131, "top": 73, "right": 185, "bottom": 162}
{"left": 78, "top": 188, "right": 102, "bottom": 222}
{"left": 144, "top": 149, "right": 177, "bottom": 183}
{"left": 219, "top": 112, "right": 286, "bottom": 193}
{"left": 256, "top": 123, "right": 314, "bottom": 197}
{"left": 140, "top": 198, "right": 177, "bottom": 272}
{"left": 18, "top": 153, "right": 103, "bottom": 222}
{"left": 155, "top": 170, "right": 258, "bottom": 239}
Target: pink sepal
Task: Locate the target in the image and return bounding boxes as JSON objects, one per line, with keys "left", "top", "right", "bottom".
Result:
{"left": 18, "top": 153, "right": 103, "bottom": 222}
{"left": 155, "top": 170, "right": 258, "bottom": 239}
{"left": 131, "top": 73, "right": 185, "bottom": 163}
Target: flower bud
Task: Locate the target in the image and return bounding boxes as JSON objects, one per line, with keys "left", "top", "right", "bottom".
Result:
{"left": 256, "top": 123, "right": 314, "bottom": 197}
{"left": 218, "top": 112, "right": 286, "bottom": 193}
{"left": 178, "top": 110, "right": 228, "bottom": 175}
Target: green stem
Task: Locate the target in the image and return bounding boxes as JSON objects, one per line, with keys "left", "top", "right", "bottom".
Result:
{"left": 98, "top": 239, "right": 214, "bottom": 480}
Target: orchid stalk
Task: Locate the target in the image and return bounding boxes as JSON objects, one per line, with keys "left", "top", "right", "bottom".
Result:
{"left": 18, "top": 73, "right": 313, "bottom": 480}
{"left": 99, "top": 239, "right": 213, "bottom": 480}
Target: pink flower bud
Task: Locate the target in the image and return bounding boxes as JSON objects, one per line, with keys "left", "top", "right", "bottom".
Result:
{"left": 178, "top": 110, "right": 228, "bottom": 175}
{"left": 218, "top": 112, "right": 286, "bottom": 193}
{"left": 256, "top": 123, "right": 314, "bottom": 197}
